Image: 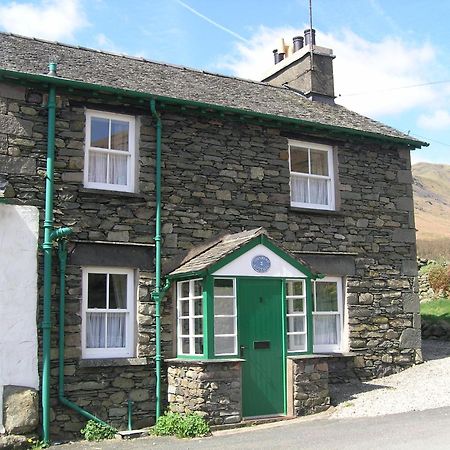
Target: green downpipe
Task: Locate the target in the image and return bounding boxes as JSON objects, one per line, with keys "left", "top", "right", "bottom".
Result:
{"left": 57, "top": 239, "right": 109, "bottom": 427}
{"left": 42, "top": 65, "right": 57, "bottom": 444}
{"left": 150, "top": 98, "right": 163, "bottom": 421}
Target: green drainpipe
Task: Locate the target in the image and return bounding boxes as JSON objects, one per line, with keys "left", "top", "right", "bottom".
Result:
{"left": 42, "top": 63, "right": 57, "bottom": 444}
{"left": 150, "top": 98, "right": 163, "bottom": 420}
{"left": 57, "top": 239, "right": 109, "bottom": 427}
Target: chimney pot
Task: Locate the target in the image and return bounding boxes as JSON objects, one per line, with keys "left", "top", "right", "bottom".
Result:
{"left": 304, "top": 28, "right": 316, "bottom": 46}
{"left": 293, "top": 36, "right": 304, "bottom": 52}
{"left": 273, "top": 49, "right": 278, "bottom": 65}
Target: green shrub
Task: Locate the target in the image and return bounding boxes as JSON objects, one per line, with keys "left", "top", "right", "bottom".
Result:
{"left": 427, "top": 262, "right": 450, "bottom": 296}
{"left": 27, "top": 438, "right": 48, "bottom": 449}
{"left": 150, "top": 411, "right": 210, "bottom": 438}
{"left": 80, "top": 420, "right": 117, "bottom": 441}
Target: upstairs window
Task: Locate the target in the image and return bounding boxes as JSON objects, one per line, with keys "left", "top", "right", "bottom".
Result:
{"left": 289, "top": 140, "right": 335, "bottom": 210}
{"left": 85, "top": 110, "right": 135, "bottom": 192}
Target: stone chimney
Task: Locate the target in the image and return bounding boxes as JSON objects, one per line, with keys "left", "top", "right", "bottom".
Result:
{"left": 261, "top": 29, "right": 335, "bottom": 104}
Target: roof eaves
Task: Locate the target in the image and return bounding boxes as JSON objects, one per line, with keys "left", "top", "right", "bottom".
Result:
{"left": 0, "top": 67, "right": 428, "bottom": 148}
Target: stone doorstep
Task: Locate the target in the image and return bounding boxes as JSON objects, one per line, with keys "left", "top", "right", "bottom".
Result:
{"left": 117, "top": 428, "right": 151, "bottom": 440}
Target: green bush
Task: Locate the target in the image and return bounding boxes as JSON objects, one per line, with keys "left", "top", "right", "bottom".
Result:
{"left": 427, "top": 262, "right": 450, "bottom": 296}
{"left": 150, "top": 411, "right": 210, "bottom": 438}
{"left": 80, "top": 420, "right": 117, "bottom": 441}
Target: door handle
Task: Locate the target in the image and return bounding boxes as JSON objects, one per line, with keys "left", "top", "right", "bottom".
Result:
{"left": 240, "top": 345, "right": 247, "bottom": 358}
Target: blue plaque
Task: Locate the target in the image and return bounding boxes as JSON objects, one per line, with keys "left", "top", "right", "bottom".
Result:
{"left": 251, "top": 255, "right": 271, "bottom": 273}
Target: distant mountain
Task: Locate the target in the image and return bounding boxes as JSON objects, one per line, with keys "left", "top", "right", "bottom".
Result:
{"left": 412, "top": 162, "right": 450, "bottom": 246}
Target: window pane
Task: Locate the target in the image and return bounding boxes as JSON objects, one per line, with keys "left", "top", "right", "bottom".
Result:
{"left": 215, "top": 336, "right": 236, "bottom": 355}
{"left": 180, "top": 318, "right": 189, "bottom": 335}
{"left": 286, "top": 280, "right": 303, "bottom": 297}
{"left": 288, "top": 334, "right": 306, "bottom": 352}
{"left": 290, "top": 146, "right": 309, "bottom": 173}
{"left": 181, "top": 337, "right": 189, "bottom": 354}
{"left": 287, "top": 298, "right": 304, "bottom": 314}
{"left": 214, "top": 316, "right": 235, "bottom": 334}
{"left": 180, "top": 281, "right": 189, "bottom": 298}
{"left": 288, "top": 316, "right": 305, "bottom": 333}
{"left": 107, "top": 312, "right": 126, "bottom": 348}
{"left": 111, "top": 120, "right": 129, "bottom": 151}
{"left": 91, "top": 117, "right": 109, "bottom": 148}
{"left": 179, "top": 300, "right": 189, "bottom": 317}
{"left": 194, "top": 338, "right": 203, "bottom": 354}
{"left": 193, "top": 280, "right": 203, "bottom": 297}
{"left": 194, "top": 318, "right": 203, "bottom": 335}
{"left": 315, "top": 282, "right": 338, "bottom": 311}
{"left": 310, "top": 149, "right": 329, "bottom": 176}
{"left": 314, "top": 315, "right": 338, "bottom": 345}
{"left": 109, "top": 274, "right": 128, "bottom": 309}
{"left": 214, "top": 279, "right": 234, "bottom": 296}
{"left": 215, "top": 297, "right": 235, "bottom": 315}
{"left": 88, "top": 273, "right": 107, "bottom": 308}
{"left": 88, "top": 151, "right": 107, "bottom": 184}
{"left": 109, "top": 153, "right": 128, "bottom": 185}
{"left": 309, "top": 178, "right": 328, "bottom": 205}
{"left": 291, "top": 174, "right": 308, "bottom": 203}
{"left": 86, "top": 312, "right": 105, "bottom": 348}
{"left": 193, "top": 298, "right": 202, "bottom": 316}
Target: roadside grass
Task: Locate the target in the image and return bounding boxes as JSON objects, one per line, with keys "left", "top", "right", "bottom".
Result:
{"left": 421, "top": 297, "right": 450, "bottom": 324}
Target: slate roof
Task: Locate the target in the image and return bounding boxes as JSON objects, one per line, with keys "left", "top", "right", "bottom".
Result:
{"left": 0, "top": 32, "right": 426, "bottom": 147}
{"left": 169, "top": 228, "right": 311, "bottom": 277}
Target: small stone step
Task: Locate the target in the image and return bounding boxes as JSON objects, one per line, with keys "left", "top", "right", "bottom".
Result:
{"left": 117, "top": 429, "right": 149, "bottom": 440}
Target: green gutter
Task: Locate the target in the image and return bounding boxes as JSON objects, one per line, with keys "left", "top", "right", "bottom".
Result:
{"left": 150, "top": 99, "right": 163, "bottom": 420}
{"left": 0, "top": 68, "right": 427, "bottom": 149}
{"left": 57, "top": 239, "right": 109, "bottom": 427}
{"left": 41, "top": 66, "right": 57, "bottom": 444}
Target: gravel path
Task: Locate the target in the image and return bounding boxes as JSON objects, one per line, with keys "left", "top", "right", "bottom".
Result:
{"left": 330, "top": 340, "right": 450, "bottom": 418}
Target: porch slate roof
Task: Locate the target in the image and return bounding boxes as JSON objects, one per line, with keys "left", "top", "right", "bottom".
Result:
{"left": 168, "top": 228, "right": 311, "bottom": 277}
{"left": 0, "top": 32, "right": 425, "bottom": 147}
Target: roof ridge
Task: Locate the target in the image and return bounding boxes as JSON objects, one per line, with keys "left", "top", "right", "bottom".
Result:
{"left": 0, "top": 31, "right": 293, "bottom": 94}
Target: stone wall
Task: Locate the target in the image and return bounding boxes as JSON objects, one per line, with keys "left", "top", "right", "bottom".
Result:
{"left": 0, "top": 79, "right": 421, "bottom": 435}
{"left": 291, "top": 358, "right": 330, "bottom": 416}
{"left": 167, "top": 361, "right": 241, "bottom": 425}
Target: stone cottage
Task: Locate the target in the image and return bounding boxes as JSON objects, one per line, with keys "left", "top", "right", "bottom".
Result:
{"left": 0, "top": 30, "right": 426, "bottom": 441}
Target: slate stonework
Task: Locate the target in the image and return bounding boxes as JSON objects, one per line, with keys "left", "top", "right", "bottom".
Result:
{"left": 0, "top": 79, "right": 421, "bottom": 436}
{"left": 167, "top": 361, "right": 241, "bottom": 425}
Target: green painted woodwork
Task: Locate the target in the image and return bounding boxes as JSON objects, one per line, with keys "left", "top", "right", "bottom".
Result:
{"left": 203, "top": 276, "right": 214, "bottom": 358}
{"left": 306, "top": 278, "right": 314, "bottom": 354}
{"left": 280, "top": 278, "right": 288, "bottom": 414}
{"left": 238, "top": 278, "right": 284, "bottom": 417}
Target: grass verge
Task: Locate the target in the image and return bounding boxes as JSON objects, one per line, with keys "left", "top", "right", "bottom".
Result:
{"left": 421, "top": 297, "right": 450, "bottom": 324}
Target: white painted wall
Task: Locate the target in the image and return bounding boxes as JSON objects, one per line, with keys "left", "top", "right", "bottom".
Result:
{"left": 212, "top": 244, "right": 307, "bottom": 278}
{"left": 0, "top": 204, "right": 39, "bottom": 433}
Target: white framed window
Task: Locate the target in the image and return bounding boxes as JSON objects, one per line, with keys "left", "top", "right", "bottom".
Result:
{"left": 81, "top": 267, "right": 135, "bottom": 359}
{"left": 288, "top": 140, "right": 335, "bottom": 210}
{"left": 286, "top": 279, "right": 307, "bottom": 352}
{"left": 84, "top": 110, "right": 136, "bottom": 192}
{"left": 177, "top": 279, "right": 204, "bottom": 356}
{"left": 312, "top": 277, "right": 343, "bottom": 353}
{"left": 213, "top": 278, "right": 237, "bottom": 356}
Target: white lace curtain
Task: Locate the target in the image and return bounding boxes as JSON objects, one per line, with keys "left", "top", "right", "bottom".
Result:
{"left": 86, "top": 312, "right": 126, "bottom": 348}
{"left": 88, "top": 151, "right": 128, "bottom": 185}
{"left": 291, "top": 174, "right": 328, "bottom": 205}
{"left": 313, "top": 315, "right": 338, "bottom": 345}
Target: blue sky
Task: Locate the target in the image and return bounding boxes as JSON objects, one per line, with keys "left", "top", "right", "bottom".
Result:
{"left": 0, "top": 0, "right": 449, "bottom": 165}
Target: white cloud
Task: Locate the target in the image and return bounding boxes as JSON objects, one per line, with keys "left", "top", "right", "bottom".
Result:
{"left": 0, "top": 0, "right": 88, "bottom": 41}
{"left": 217, "top": 26, "right": 439, "bottom": 118}
{"left": 417, "top": 109, "right": 450, "bottom": 130}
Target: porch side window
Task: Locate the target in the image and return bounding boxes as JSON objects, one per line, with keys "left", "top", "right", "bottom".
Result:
{"left": 214, "top": 278, "right": 237, "bottom": 356}
{"left": 313, "top": 277, "right": 343, "bottom": 352}
{"left": 286, "top": 279, "right": 307, "bottom": 352}
{"left": 288, "top": 140, "right": 335, "bottom": 210}
{"left": 85, "top": 110, "right": 136, "bottom": 192}
{"left": 82, "top": 267, "right": 135, "bottom": 359}
{"left": 177, "top": 279, "right": 203, "bottom": 356}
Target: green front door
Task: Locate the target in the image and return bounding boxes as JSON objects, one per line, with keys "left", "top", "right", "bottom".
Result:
{"left": 238, "top": 278, "right": 285, "bottom": 417}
